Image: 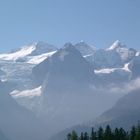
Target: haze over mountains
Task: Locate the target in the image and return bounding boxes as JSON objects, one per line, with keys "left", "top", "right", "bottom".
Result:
{"left": 0, "top": 40, "right": 140, "bottom": 140}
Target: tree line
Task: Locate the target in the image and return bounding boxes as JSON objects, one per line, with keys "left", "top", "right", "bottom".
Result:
{"left": 66, "top": 124, "right": 140, "bottom": 140}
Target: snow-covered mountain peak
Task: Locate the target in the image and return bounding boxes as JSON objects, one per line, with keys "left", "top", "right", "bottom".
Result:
{"left": 0, "top": 41, "right": 57, "bottom": 63}
{"left": 63, "top": 42, "right": 74, "bottom": 49}
{"left": 0, "top": 44, "right": 36, "bottom": 61}
{"left": 74, "top": 41, "right": 95, "bottom": 56}
{"left": 106, "top": 40, "right": 136, "bottom": 63}
{"left": 136, "top": 51, "right": 140, "bottom": 56}
{"left": 54, "top": 43, "right": 84, "bottom": 62}
{"left": 107, "top": 40, "right": 126, "bottom": 51}
{"left": 29, "top": 41, "right": 57, "bottom": 56}
{"left": 75, "top": 41, "right": 89, "bottom": 47}
{"left": 32, "top": 42, "right": 94, "bottom": 85}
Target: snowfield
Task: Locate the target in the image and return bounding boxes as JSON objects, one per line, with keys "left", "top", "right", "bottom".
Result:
{"left": 10, "top": 86, "right": 42, "bottom": 98}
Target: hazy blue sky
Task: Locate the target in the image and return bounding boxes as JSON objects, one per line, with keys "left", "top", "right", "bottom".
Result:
{"left": 0, "top": 0, "right": 140, "bottom": 52}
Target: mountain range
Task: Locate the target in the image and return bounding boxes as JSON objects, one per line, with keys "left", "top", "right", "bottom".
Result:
{"left": 0, "top": 40, "right": 140, "bottom": 140}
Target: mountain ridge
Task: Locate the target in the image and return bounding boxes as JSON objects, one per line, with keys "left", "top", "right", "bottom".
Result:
{"left": 0, "top": 40, "right": 139, "bottom": 140}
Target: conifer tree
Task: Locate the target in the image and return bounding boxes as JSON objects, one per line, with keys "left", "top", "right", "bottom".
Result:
{"left": 71, "top": 131, "right": 78, "bottom": 140}
{"left": 83, "top": 132, "right": 89, "bottom": 140}
{"left": 134, "top": 124, "right": 140, "bottom": 140}
{"left": 119, "top": 128, "right": 127, "bottom": 140}
{"left": 130, "top": 126, "right": 136, "bottom": 140}
{"left": 90, "top": 128, "right": 97, "bottom": 140}
{"left": 67, "top": 133, "right": 72, "bottom": 140}
{"left": 103, "top": 125, "right": 113, "bottom": 140}
{"left": 80, "top": 132, "right": 84, "bottom": 140}
{"left": 97, "top": 127, "right": 104, "bottom": 140}
{"left": 114, "top": 128, "right": 120, "bottom": 140}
